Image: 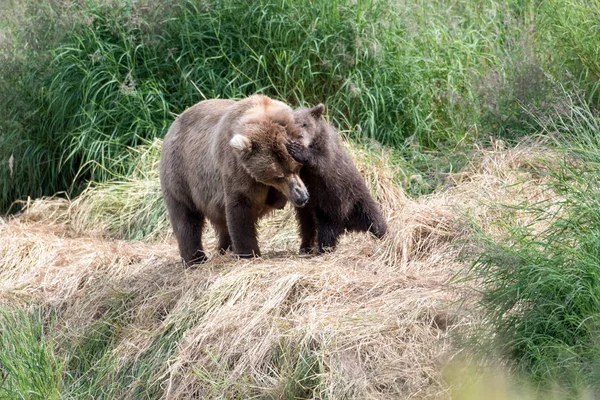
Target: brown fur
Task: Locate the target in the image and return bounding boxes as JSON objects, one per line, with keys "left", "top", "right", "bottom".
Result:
{"left": 160, "top": 95, "right": 308, "bottom": 265}
{"left": 286, "top": 105, "right": 387, "bottom": 253}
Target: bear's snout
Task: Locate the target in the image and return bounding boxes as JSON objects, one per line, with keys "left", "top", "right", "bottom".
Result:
{"left": 293, "top": 187, "right": 309, "bottom": 207}
{"left": 289, "top": 179, "right": 309, "bottom": 207}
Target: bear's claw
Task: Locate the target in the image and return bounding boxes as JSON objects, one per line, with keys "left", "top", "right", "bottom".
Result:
{"left": 286, "top": 141, "right": 309, "bottom": 164}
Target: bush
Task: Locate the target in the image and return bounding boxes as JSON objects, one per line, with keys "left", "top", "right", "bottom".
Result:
{"left": 469, "top": 97, "right": 600, "bottom": 393}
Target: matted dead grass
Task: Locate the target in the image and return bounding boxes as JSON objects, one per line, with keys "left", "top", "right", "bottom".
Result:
{"left": 0, "top": 140, "right": 559, "bottom": 399}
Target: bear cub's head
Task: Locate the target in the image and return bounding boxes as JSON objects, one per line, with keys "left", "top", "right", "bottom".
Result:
{"left": 289, "top": 104, "right": 326, "bottom": 147}
{"left": 229, "top": 117, "right": 309, "bottom": 207}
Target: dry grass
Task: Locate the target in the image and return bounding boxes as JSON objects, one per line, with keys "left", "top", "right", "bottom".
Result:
{"left": 0, "top": 139, "right": 560, "bottom": 399}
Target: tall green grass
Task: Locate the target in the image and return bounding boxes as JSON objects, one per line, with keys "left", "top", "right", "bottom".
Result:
{"left": 0, "top": 307, "right": 62, "bottom": 399}
{"left": 468, "top": 97, "right": 600, "bottom": 394}
{"left": 1, "top": 0, "right": 547, "bottom": 209}
{"left": 71, "top": 139, "right": 169, "bottom": 241}
{"left": 539, "top": 0, "right": 600, "bottom": 106}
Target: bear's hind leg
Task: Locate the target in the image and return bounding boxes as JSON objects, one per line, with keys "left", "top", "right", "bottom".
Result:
{"left": 349, "top": 199, "right": 387, "bottom": 239}
{"left": 164, "top": 194, "right": 207, "bottom": 266}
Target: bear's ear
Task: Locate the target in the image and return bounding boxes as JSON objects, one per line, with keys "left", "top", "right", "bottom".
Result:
{"left": 310, "top": 104, "right": 325, "bottom": 120}
{"left": 229, "top": 134, "right": 252, "bottom": 152}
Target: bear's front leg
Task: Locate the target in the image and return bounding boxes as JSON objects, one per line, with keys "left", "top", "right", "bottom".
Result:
{"left": 295, "top": 204, "right": 317, "bottom": 254}
{"left": 225, "top": 193, "right": 261, "bottom": 258}
{"left": 349, "top": 199, "right": 387, "bottom": 239}
{"left": 214, "top": 225, "right": 232, "bottom": 255}
{"left": 317, "top": 222, "right": 344, "bottom": 254}
{"left": 315, "top": 210, "right": 344, "bottom": 254}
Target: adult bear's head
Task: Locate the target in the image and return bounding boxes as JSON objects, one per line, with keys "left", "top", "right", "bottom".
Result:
{"left": 229, "top": 103, "right": 309, "bottom": 208}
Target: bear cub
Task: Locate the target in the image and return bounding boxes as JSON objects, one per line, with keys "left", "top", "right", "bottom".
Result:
{"left": 286, "top": 104, "right": 387, "bottom": 254}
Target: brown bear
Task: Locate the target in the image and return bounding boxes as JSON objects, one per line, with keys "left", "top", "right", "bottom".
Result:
{"left": 286, "top": 104, "right": 387, "bottom": 253}
{"left": 160, "top": 95, "right": 309, "bottom": 265}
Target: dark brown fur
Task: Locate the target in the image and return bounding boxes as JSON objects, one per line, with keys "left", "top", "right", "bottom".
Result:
{"left": 160, "top": 95, "right": 308, "bottom": 265}
{"left": 286, "top": 105, "right": 387, "bottom": 253}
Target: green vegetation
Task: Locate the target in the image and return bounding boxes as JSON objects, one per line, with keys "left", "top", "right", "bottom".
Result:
{"left": 2, "top": 0, "right": 589, "bottom": 209}
{"left": 0, "top": 308, "right": 62, "bottom": 399}
{"left": 1, "top": 0, "right": 600, "bottom": 397}
{"left": 0, "top": 300, "right": 179, "bottom": 399}
{"left": 469, "top": 96, "right": 600, "bottom": 394}
{"left": 540, "top": 0, "right": 600, "bottom": 106}
{"left": 71, "top": 139, "right": 169, "bottom": 240}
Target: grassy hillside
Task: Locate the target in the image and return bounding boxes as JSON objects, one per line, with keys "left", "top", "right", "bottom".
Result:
{"left": 0, "top": 140, "right": 564, "bottom": 399}
{"left": 3, "top": 133, "right": 599, "bottom": 398}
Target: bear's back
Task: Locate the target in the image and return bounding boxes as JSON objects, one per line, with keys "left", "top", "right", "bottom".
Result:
{"left": 160, "top": 99, "right": 236, "bottom": 214}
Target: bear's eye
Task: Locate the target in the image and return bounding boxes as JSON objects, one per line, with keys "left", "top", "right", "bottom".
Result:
{"left": 298, "top": 134, "right": 304, "bottom": 139}
{"left": 274, "top": 176, "right": 285, "bottom": 183}
{"left": 301, "top": 123, "right": 308, "bottom": 128}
